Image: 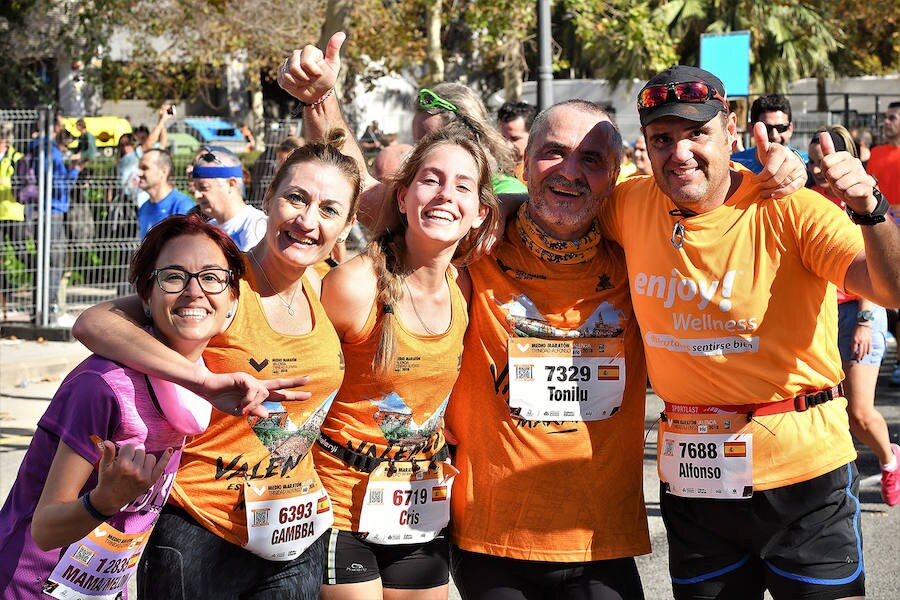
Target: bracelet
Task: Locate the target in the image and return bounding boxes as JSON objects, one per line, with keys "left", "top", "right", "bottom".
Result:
{"left": 290, "top": 88, "right": 334, "bottom": 118}
{"left": 81, "top": 492, "right": 114, "bottom": 521}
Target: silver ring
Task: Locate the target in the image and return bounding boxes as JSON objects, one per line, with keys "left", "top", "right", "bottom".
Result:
{"left": 281, "top": 57, "right": 290, "bottom": 72}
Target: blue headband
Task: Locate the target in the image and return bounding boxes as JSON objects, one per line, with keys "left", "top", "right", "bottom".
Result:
{"left": 191, "top": 165, "right": 243, "bottom": 179}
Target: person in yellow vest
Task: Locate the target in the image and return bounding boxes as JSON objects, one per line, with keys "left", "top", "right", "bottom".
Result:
{"left": 0, "top": 127, "right": 25, "bottom": 312}
{"left": 72, "top": 131, "right": 363, "bottom": 598}
{"left": 314, "top": 124, "right": 498, "bottom": 599}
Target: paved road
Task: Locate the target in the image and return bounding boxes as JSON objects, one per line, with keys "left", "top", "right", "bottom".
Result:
{"left": 2, "top": 339, "right": 899, "bottom": 598}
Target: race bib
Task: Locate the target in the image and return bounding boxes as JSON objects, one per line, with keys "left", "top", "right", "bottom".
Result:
{"left": 243, "top": 473, "right": 333, "bottom": 561}
{"left": 658, "top": 409, "right": 753, "bottom": 499}
{"left": 43, "top": 524, "right": 150, "bottom": 599}
{"left": 508, "top": 337, "right": 625, "bottom": 421}
{"left": 358, "top": 461, "right": 459, "bottom": 545}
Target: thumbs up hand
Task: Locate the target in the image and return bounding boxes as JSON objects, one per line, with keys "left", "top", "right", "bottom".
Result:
{"left": 817, "top": 131, "right": 878, "bottom": 214}
{"left": 753, "top": 122, "right": 807, "bottom": 199}
{"left": 278, "top": 31, "right": 346, "bottom": 106}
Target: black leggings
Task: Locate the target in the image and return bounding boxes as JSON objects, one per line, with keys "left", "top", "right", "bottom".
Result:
{"left": 450, "top": 546, "right": 645, "bottom": 600}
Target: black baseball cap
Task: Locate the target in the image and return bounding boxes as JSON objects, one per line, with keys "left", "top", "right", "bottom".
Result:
{"left": 638, "top": 65, "right": 728, "bottom": 127}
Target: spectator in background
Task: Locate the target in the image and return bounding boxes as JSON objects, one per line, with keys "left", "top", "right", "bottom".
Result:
{"left": 359, "top": 120, "right": 383, "bottom": 160}
{"left": 618, "top": 142, "right": 637, "bottom": 180}
{"left": 851, "top": 126, "right": 873, "bottom": 167}
{"left": 414, "top": 84, "right": 525, "bottom": 195}
{"left": 371, "top": 142, "right": 412, "bottom": 182}
{"left": 866, "top": 101, "right": 900, "bottom": 387}
{"left": 0, "top": 125, "right": 25, "bottom": 313}
{"left": 136, "top": 148, "right": 195, "bottom": 238}
{"left": 240, "top": 122, "right": 256, "bottom": 153}
{"left": 867, "top": 101, "right": 900, "bottom": 221}
{"left": 43, "top": 129, "right": 82, "bottom": 322}
{"left": 275, "top": 135, "right": 305, "bottom": 166}
{"left": 808, "top": 125, "right": 899, "bottom": 507}
{"left": 116, "top": 133, "right": 142, "bottom": 207}
{"left": 632, "top": 135, "right": 652, "bottom": 176}
{"left": 191, "top": 146, "right": 266, "bottom": 251}
{"left": 497, "top": 101, "right": 537, "bottom": 184}
{"left": 70, "top": 118, "right": 97, "bottom": 163}
{"left": 731, "top": 94, "right": 808, "bottom": 174}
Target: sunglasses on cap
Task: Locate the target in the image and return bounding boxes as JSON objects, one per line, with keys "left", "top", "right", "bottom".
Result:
{"left": 196, "top": 146, "right": 224, "bottom": 165}
{"left": 764, "top": 123, "right": 791, "bottom": 134}
{"left": 418, "top": 88, "right": 458, "bottom": 113}
{"left": 638, "top": 81, "right": 728, "bottom": 112}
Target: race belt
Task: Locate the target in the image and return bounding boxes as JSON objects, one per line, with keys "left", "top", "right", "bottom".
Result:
{"left": 664, "top": 384, "right": 844, "bottom": 418}
{"left": 317, "top": 432, "right": 450, "bottom": 474}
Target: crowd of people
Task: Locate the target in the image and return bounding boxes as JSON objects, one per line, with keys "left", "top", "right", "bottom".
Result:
{"left": 1, "top": 29, "right": 899, "bottom": 600}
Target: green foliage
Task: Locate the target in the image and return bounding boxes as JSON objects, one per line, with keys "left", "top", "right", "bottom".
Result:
{"left": 0, "top": 0, "right": 893, "bottom": 112}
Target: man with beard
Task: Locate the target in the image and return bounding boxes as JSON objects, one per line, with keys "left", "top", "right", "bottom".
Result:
{"left": 278, "top": 33, "right": 812, "bottom": 597}
{"left": 600, "top": 65, "right": 900, "bottom": 600}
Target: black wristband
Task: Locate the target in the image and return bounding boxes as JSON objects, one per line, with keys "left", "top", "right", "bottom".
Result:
{"left": 81, "top": 492, "right": 114, "bottom": 521}
{"left": 846, "top": 188, "right": 889, "bottom": 226}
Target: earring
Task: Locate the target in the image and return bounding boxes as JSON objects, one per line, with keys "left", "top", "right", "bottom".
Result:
{"left": 144, "top": 308, "right": 151, "bottom": 317}
{"left": 226, "top": 310, "right": 234, "bottom": 318}
{"left": 336, "top": 237, "right": 345, "bottom": 243}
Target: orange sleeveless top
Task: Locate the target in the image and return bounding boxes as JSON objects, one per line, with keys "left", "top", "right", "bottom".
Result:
{"left": 314, "top": 272, "right": 467, "bottom": 531}
{"left": 170, "top": 259, "right": 345, "bottom": 547}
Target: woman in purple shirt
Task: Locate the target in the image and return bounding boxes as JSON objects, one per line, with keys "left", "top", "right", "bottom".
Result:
{"left": 0, "top": 214, "right": 246, "bottom": 599}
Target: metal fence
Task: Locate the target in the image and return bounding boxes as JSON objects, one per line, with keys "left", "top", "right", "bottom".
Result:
{"left": 0, "top": 110, "right": 307, "bottom": 328}
{"left": 2, "top": 93, "right": 896, "bottom": 328}
{"left": 1, "top": 108, "right": 140, "bottom": 326}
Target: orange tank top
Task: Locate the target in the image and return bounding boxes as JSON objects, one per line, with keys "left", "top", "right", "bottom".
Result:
{"left": 315, "top": 271, "right": 467, "bottom": 531}
{"left": 169, "top": 260, "right": 345, "bottom": 547}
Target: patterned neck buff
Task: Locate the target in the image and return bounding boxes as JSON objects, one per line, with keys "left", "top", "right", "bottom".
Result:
{"left": 516, "top": 204, "right": 603, "bottom": 265}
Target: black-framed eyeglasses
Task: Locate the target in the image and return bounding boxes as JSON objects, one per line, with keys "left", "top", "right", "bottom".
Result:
{"left": 764, "top": 123, "right": 791, "bottom": 134}
{"left": 418, "top": 88, "right": 458, "bottom": 113}
{"left": 151, "top": 267, "right": 232, "bottom": 294}
{"left": 638, "top": 81, "right": 729, "bottom": 112}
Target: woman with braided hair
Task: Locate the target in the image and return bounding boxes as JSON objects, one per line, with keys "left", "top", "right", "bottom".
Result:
{"left": 315, "top": 123, "right": 499, "bottom": 600}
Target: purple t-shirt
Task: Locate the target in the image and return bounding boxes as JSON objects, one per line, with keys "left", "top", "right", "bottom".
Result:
{"left": 0, "top": 355, "right": 187, "bottom": 599}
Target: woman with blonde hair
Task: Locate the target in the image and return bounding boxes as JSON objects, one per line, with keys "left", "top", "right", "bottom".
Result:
{"left": 315, "top": 123, "right": 499, "bottom": 600}
{"left": 414, "top": 82, "right": 524, "bottom": 194}
{"left": 72, "top": 131, "right": 363, "bottom": 598}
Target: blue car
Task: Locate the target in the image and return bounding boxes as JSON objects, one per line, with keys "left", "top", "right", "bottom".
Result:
{"left": 174, "top": 118, "right": 247, "bottom": 154}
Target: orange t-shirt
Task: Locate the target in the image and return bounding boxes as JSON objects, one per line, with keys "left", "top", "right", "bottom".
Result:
{"left": 446, "top": 218, "right": 650, "bottom": 563}
{"left": 600, "top": 172, "right": 863, "bottom": 490}
{"left": 169, "top": 263, "right": 345, "bottom": 546}
{"left": 315, "top": 273, "right": 467, "bottom": 531}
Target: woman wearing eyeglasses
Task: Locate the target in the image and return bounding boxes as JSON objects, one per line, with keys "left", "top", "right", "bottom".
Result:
{"left": 0, "top": 214, "right": 247, "bottom": 599}
{"left": 71, "top": 132, "right": 363, "bottom": 599}
{"left": 314, "top": 125, "right": 498, "bottom": 600}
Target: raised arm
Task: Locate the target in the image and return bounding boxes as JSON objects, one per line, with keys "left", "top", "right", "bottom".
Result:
{"left": 32, "top": 440, "right": 172, "bottom": 550}
{"left": 142, "top": 105, "right": 173, "bottom": 152}
{"left": 72, "top": 297, "right": 308, "bottom": 415}
{"left": 818, "top": 133, "right": 900, "bottom": 306}
{"left": 278, "top": 32, "right": 379, "bottom": 195}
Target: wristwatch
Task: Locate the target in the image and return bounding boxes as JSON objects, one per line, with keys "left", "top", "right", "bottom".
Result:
{"left": 846, "top": 188, "right": 889, "bottom": 226}
{"left": 857, "top": 309, "right": 875, "bottom": 326}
